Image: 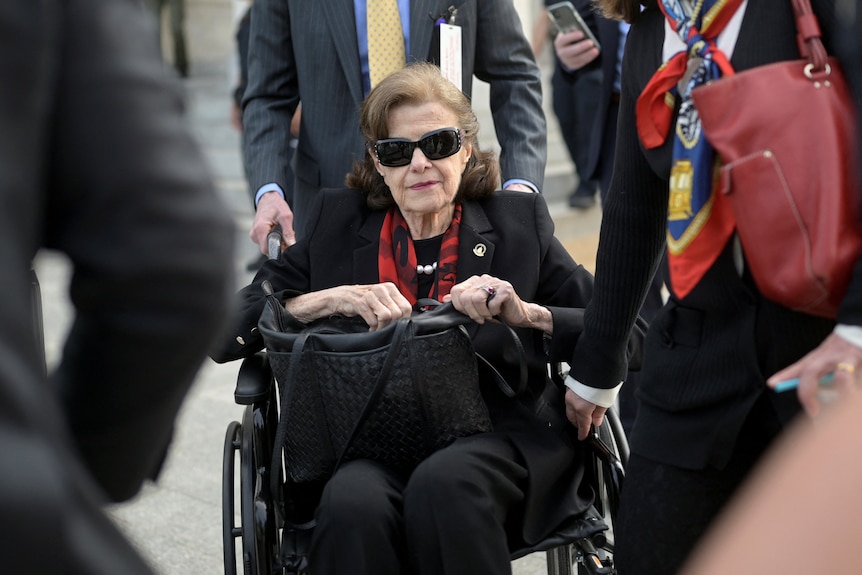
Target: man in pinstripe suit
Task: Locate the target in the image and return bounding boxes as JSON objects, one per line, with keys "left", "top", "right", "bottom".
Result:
{"left": 242, "top": 0, "right": 547, "bottom": 251}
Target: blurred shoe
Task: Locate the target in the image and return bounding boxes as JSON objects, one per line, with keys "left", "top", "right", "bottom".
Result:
{"left": 568, "top": 192, "right": 597, "bottom": 210}
{"left": 245, "top": 253, "right": 267, "bottom": 272}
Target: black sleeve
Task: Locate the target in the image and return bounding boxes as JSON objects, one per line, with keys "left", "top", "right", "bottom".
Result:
{"left": 49, "top": 0, "right": 235, "bottom": 502}
{"left": 568, "top": 11, "right": 668, "bottom": 389}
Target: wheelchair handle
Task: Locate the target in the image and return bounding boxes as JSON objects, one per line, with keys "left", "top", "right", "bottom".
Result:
{"left": 267, "top": 227, "right": 283, "bottom": 261}
{"left": 587, "top": 426, "right": 615, "bottom": 461}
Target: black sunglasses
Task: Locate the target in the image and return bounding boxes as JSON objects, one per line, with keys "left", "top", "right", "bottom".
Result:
{"left": 373, "top": 127, "right": 462, "bottom": 167}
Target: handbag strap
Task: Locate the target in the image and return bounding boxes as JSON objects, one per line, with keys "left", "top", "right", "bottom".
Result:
{"left": 266, "top": 301, "right": 410, "bottom": 498}
{"left": 269, "top": 328, "right": 312, "bottom": 505}
{"left": 332, "top": 319, "right": 410, "bottom": 471}
{"left": 791, "top": 0, "right": 828, "bottom": 70}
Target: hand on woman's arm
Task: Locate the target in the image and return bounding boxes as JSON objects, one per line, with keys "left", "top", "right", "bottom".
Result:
{"left": 284, "top": 282, "right": 413, "bottom": 331}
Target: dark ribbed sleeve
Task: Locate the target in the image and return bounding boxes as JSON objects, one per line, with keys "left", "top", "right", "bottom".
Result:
{"left": 567, "top": 9, "right": 669, "bottom": 390}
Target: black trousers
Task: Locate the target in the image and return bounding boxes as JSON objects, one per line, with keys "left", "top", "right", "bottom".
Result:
{"left": 308, "top": 434, "right": 528, "bottom": 575}
{"left": 614, "top": 392, "right": 785, "bottom": 575}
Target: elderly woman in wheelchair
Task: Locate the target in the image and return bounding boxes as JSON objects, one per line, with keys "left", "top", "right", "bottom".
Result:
{"left": 212, "top": 62, "right": 642, "bottom": 575}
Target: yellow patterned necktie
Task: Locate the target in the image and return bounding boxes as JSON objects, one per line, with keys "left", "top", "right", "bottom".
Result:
{"left": 367, "top": 0, "right": 406, "bottom": 88}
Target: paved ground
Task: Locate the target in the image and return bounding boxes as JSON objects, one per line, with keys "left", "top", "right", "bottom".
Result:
{"left": 34, "top": 62, "right": 603, "bottom": 575}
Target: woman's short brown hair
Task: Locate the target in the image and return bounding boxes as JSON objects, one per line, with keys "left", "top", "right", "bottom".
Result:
{"left": 346, "top": 62, "right": 500, "bottom": 210}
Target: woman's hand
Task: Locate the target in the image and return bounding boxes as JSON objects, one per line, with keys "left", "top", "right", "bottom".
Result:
{"left": 553, "top": 29, "right": 600, "bottom": 72}
{"left": 341, "top": 283, "right": 414, "bottom": 330}
{"left": 768, "top": 332, "right": 862, "bottom": 418}
{"left": 445, "top": 274, "right": 553, "bottom": 333}
{"left": 284, "top": 282, "right": 413, "bottom": 331}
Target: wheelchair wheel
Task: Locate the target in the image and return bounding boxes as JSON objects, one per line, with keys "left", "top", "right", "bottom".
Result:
{"left": 547, "top": 543, "right": 576, "bottom": 575}
{"left": 223, "top": 420, "right": 241, "bottom": 574}
{"left": 222, "top": 393, "right": 281, "bottom": 575}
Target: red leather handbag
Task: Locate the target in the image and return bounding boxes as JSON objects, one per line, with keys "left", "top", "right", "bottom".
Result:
{"left": 691, "top": 0, "right": 862, "bottom": 318}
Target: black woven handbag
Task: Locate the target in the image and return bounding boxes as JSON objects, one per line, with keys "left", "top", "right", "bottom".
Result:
{"left": 258, "top": 283, "right": 512, "bottom": 485}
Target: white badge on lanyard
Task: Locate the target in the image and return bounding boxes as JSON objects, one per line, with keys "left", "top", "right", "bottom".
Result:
{"left": 439, "top": 23, "right": 462, "bottom": 91}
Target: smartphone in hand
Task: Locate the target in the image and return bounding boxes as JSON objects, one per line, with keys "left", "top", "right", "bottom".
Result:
{"left": 547, "top": 1, "right": 602, "bottom": 53}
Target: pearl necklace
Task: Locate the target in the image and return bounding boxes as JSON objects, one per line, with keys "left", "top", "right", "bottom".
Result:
{"left": 416, "top": 261, "right": 438, "bottom": 275}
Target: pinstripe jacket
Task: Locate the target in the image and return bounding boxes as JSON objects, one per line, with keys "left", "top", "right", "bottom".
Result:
{"left": 241, "top": 0, "right": 547, "bottom": 238}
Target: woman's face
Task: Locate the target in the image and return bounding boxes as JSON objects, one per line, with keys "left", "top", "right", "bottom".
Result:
{"left": 371, "top": 101, "right": 472, "bottom": 222}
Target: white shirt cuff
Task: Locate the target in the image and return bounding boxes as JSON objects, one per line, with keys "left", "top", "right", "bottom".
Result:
{"left": 564, "top": 375, "right": 622, "bottom": 408}
{"left": 835, "top": 324, "right": 862, "bottom": 348}
{"left": 254, "top": 183, "right": 285, "bottom": 207}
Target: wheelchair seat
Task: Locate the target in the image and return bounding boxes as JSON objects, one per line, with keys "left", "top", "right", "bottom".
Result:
{"left": 222, "top": 352, "right": 627, "bottom": 575}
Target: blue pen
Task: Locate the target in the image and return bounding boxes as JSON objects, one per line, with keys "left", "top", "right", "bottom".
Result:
{"left": 773, "top": 372, "right": 835, "bottom": 393}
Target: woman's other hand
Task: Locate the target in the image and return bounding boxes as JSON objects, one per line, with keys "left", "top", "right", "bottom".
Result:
{"left": 445, "top": 274, "right": 553, "bottom": 334}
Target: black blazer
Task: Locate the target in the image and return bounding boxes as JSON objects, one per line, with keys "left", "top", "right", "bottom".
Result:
{"left": 213, "top": 188, "right": 644, "bottom": 544}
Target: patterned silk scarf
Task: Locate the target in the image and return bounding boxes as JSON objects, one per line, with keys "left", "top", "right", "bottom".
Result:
{"left": 378, "top": 205, "right": 462, "bottom": 306}
{"left": 636, "top": 0, "right": 743, "bottom": 299}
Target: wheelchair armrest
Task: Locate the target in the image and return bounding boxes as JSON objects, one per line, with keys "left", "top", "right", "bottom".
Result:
{"left": 234, "top": 352, "right": 274, "bottom": 405}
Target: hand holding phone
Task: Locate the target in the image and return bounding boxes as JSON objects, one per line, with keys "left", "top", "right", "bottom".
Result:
{"left": 547, "top": 1, "right": 601, "bottom": 53}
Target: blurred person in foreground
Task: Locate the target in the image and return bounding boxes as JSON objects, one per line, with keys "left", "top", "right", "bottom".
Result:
{"left": 679, "top": 375, "right": 862, "bottom": 574}
{"left": 213, "top": 62, "right": 643, "bottom": 575}
{"left": 1, "top": 0, "right": 234, "bottom": 571}
{"left": 562, "top": 1, "right": 862, "bottom": 573}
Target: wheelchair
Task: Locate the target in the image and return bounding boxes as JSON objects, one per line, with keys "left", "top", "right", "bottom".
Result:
{"left": 222, "top": 347, "right": 628, "bottom": 575}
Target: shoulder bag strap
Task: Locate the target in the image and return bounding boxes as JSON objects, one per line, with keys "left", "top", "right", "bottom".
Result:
{"left": 792, "top": 0, "right": 828, "bottom": 68}
{"left": 269, "top": 329, "right": 312, "bottom": 505}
